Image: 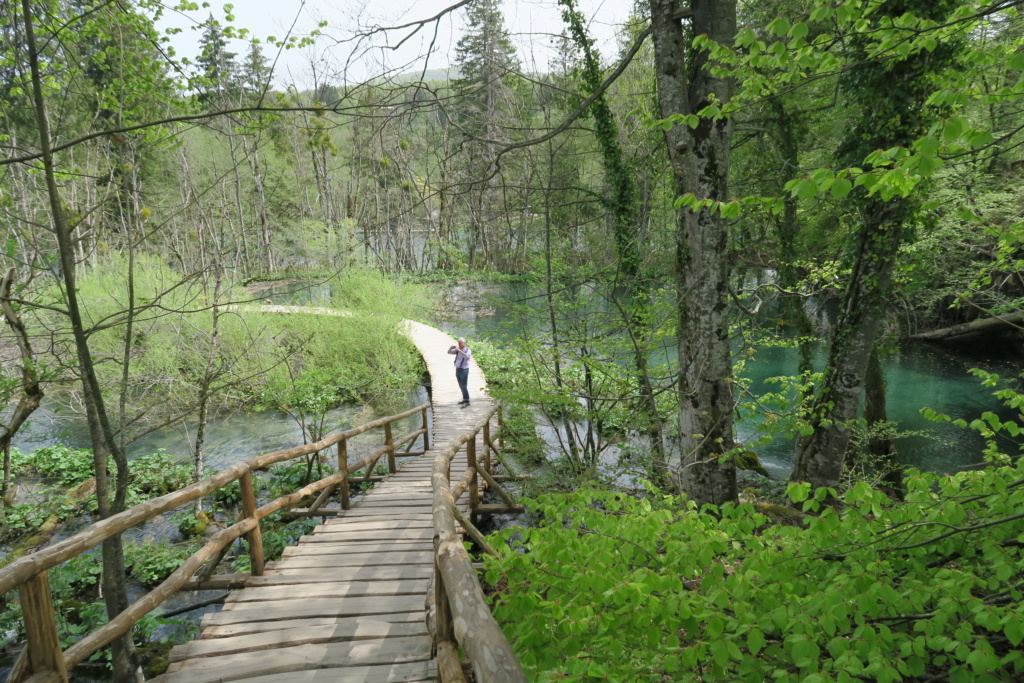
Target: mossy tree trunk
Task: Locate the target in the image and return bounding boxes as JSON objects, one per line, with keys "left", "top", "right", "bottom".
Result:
{"left": 650, "top": 0, "right": 738, "bottom": 507}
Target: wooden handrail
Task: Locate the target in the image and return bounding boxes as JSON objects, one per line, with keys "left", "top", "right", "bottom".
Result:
{"left": 431, "top": 405, "right": 527, "bottom": 683}
{"left": 0, "top": 403, "right": 429, "bottom": 595}
{"left": 0, "top": 403, "right": 431, "bottom": 681}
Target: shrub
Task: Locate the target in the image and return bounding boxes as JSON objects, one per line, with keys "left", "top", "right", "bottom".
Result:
{"left": 125, "top": 540, "right": 193, "bottom": 586}
{"left": 486, "top": 469, "right": 1024, "bottom": 682}
{"left": 10, "top": 445, "right": 93, "bottom": 485}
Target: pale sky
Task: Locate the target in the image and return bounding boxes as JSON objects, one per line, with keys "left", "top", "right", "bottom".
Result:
{"left": 158, "top": 0, "right": 637, "bottom": 88}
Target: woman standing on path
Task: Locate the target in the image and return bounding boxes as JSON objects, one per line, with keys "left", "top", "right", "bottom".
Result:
{"left": 448, "top": 337, "right": 472, "bottom": 407}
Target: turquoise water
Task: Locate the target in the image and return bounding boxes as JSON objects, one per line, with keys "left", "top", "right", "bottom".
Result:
{"left": 13, "top": 278, "right": 1015, "bottom": 482}
{"left": 439, "top": 280, "right": 1020, "bottom": 477}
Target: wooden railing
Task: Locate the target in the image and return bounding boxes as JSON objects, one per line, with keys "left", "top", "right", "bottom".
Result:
{"left": 430, "top": 405, "right": 528, "bottom": 683}
{"left": 0, "top": 403, "right": 431, "bottom": 683}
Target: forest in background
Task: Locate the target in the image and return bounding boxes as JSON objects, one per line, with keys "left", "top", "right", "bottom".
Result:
{"left": 0, "top": 0, "right": 1023, "bottom": 680}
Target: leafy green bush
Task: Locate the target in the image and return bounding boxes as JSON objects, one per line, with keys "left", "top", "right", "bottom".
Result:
{"left": 10, "top": 445, "right": 94, "bottom": 485}
{"left": 212, "top": 479, "right": 242, "bottom": 507}
{"left": 487, "top": 467, "right": 1024, "bottom": 682}
{"left": 237, "top": 512, "right": 317, "bottom": 568}
{"left": 0, "top": 504, "right": 46, "bottom": 542}
{"left": 129, "top": 451, "right": 193, "bottom": 495}
{"left": 471, "top": 340, "right": 545, "bottom": 464}
{"left": 125, "top": 540, "right": 193, "bottom": 586}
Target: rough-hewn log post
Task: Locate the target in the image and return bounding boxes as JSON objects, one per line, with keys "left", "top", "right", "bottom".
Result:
{"left": 239, "top": 471, "right": 264, "bottom": 576}
{"left": 467, "top": 436, "right": 479, "bottom": 513}
{"left": 384, "top": 422, "right": 396, "bottom": 474}
{"left": 338, "top": 439, "right": 350, "bottom": 510}
{"left": 498, "top": 407, "right": 504, "bottom": 452}
{"left": 433, "top": 558, "right": 466, "bottom": 682}
{"left": 422, "top": 406, "right": 430, "bottom": 450}
{"left": 433, "top": 559, "right": 454, "bottom": 643}
{"left": 17, "top": 572, "right": 67, "bottom": 682}
{"left": 483, "top": 421, "right": 492, "bottom": 473}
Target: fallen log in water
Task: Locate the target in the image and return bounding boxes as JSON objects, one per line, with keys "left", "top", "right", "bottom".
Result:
{"left": 909, "top": 311, "right": 1023, "bottom": 342}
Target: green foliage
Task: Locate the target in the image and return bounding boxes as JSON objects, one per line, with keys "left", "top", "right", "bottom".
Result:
{"left": 10, "top": 445, "right": 94, "bottom": 485}
{"left": 239, "top": 511, "right": 316, "bottom": 567}
{"left": 172, "top": 508, "right": 210, "bottom": 537}
{"left": 125, "top": 540, "right": 194, "bottom": 586}
{"left": 128, "top": 450, "right": 193, "bottom": 496}
{"left": 50, "top": 554, "right": 104, "bottom": 602}
{"left": 212, "top": 479, "right": 242, "bottom": 507}
{"left": 488, "top": 462, "right": 1024, "bottom": 681}
{"left": 1, "top": 446, "right": 196, "bottom": 543}
{"left": 0, "top": 504, "right": 47, "bottom": 542}
{"left": 558, "top": 0, "right": 638, "bottom": 278}
{"left": 266, "top": 460, "right": 315, "bottom": 496}
{"left": 469, "top": 339, "right": 544, "bottom": 463}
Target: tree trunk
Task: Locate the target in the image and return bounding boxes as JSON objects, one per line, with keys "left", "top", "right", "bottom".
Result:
{"left": 791, "top": 199, "right": 903, "bottom": 488}
{"left": 543, "top": 125, "right": 580, "bottom": 467}
{"left": 864, "top": 344, "right": 903, "bottom": 497}
{"left": 790, "top": 0, "right": 960, "bottom": 492}
{"left": 241, "top": 135, "right": 273, "bottom": 273}
{"left": 0, "top": 268, "right": 45, "bottom": 503}
{"left": 650, "top": 0, "right": 738, "bottom": 507}
{"left": 20, "top": 4, "right": 139, "bottom": 678}
{"left": 909, "top": 311, "right": 1024, "bottom": 342}
{"left": 192, "top": 275, "right": 223, "bottom": 514}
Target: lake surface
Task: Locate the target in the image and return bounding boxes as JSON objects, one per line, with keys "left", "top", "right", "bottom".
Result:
{"left": 438, "top": 279, "right": 1020, "bottom": 478}
{"left": 15, "top": 276, "right": 1012, "bottom": 484}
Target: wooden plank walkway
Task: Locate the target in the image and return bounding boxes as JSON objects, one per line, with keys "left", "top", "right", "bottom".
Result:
{"left": 156, "top": 321, "right": 493, "bottom": 683}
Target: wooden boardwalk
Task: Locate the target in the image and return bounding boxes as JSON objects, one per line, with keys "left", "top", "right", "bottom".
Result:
{"left": 156, "top": 321, "right": 493, "bottom": 683}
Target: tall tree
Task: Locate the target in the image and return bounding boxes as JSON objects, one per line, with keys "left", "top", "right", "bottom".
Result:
{"left": 791, "top": 0, "right": 964, "bottom": 490}
{"left": 196, "top": 13, "right": 237, "bottom": 106}
{"left": 650, "top": 0, "right": 739, "bottom": 507}
{"left": 451, "top": 0, "right": 521, "bottom": 269}
{"left": 17, "top": 2, "right": 141, "bottom": 678}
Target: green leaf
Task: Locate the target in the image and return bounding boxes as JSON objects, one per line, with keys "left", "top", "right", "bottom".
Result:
{"left": 1005, "top": 617, "right": 1024, "bottom": 647}
{"left": 942, "top": 117, "right": 967, "bottom": 142}
{"left": 795, "top": 179, "right": 818, "bottom": 200}
{"left": 720, "top": 201, "right": 742, "bottom": 219}
{"left": 810, "top": 6, "right": 830, "bottom": 22}
{"left": 831, "top": 178, "right": 853, "bottom": 198}
{"left": 768, "top": 17, "right": 791, "bottom": 36}
{"left": 747, "top": 628, "right": 766, "bottom": 654}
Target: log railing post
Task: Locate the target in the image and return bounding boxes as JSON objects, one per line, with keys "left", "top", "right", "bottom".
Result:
{"left": 467, "top": 436, "right": 479, "bottom": 513}
{"left": 498, "top": 406, "right": 504, "bottom": 452}
{"left": 384, "top": 422, "right": 396, "bottom": 474}
{"left": 433, "top": 557, "right": 466, "bottom": 682}
{"left": 433, "top": 559, "right": 454, "bottom": 643}
{"left": 17, "top": 571, "right": 67, "bottom": 682}
{"left": 483, "top": 421, "right": 492, "bottom": 474}
{"left": 239, "top": 470, "right": 265, "bottom": 576}
{"left": 421, "top": 405, "right": 430, "bottom": 450}
{"left": 338, "top": 438, "right": 350, "bottom": 510}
